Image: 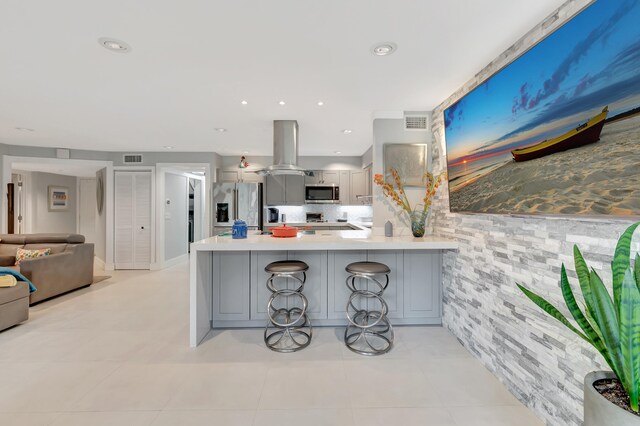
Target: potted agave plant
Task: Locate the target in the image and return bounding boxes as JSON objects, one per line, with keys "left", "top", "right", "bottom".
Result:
{"left": 517, "top": 222, "right": 640, "bottom": 425}
{"left": 373, "top": 168, "right": 444, "bottom": 237}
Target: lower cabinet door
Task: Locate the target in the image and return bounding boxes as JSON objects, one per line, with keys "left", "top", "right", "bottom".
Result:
{"left": 403, "top": 250, "right": 442, "bottom": 318}
{"left": 287, "top": 251, "right": 328, "bottom": 320}
{"left": 212, "top": 252, "right": 250, "bottom": 321}
{"left": 250, "top": 251, "right": 287, "bottom": 321}
{"left": 366, "top": 250, "right": 404, "bottom": 319}
{"left": 327, "top": 251, "right": 367, "bottom": 319}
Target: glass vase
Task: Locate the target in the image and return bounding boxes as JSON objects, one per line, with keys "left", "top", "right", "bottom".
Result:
{"left": 409, "top": 205, "right": 428, "bottom": 238}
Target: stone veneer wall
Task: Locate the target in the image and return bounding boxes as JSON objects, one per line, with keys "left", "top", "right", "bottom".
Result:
{"left": 429, "top": 0, "right": 638, "bottom": 425}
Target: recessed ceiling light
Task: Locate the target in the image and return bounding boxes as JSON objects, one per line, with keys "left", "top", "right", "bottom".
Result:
{"left": 164, "top": 145, "right": 174, "bottom": 149}
{"left": 98, "top": 37, "right": 131, "bottom": 53}
{"left": 215, "top": 128, "right": 227, "bottom": 132}
{"left": 317, "top": 101, "right": 324, "bottom": 106}
{"left": 15, "top": 127, "right": 34, "bottom": 132}
{"left": 334, "top": 151, "right": 342, "bottom": 154}
{"left": 241, "top": 100, "right": 248, "bottom": 105}
{"left": 243, "top": 151, "right": 249, "bottom": 154}
{"left": 342, "top": 129, "right": 352, "bottom": 134}
{"left": 371, "top": 42, "right": 397, "bottom": 56}
{"left": 278, "top": 101, "right": 286, "bottom": 106}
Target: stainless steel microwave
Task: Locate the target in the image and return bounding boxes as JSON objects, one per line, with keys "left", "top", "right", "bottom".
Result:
{"left": 305, "top": 184, "right": 340, "bottom": 204}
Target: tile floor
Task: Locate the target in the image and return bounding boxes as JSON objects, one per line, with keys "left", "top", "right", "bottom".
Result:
{"left": 0, "top": 262, "right": 542, "bottom": 426}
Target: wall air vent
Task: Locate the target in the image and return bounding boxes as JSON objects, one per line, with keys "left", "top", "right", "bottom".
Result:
{"left": 404, "top": 115, "right": 428, "bottom": 131}
{"left": 123, "top": 154, "right": 143, "bottom": 164}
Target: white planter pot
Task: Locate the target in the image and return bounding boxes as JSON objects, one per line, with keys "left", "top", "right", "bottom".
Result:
{"left": 584, "top": 371, "right": 640, "bottom": 426}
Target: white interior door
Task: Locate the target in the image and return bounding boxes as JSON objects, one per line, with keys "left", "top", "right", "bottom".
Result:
{"left": 115, "top": 171, "right": 152, "bottom": 269}
{"left": 78, "top": 178, "right": 97, "bottom": 244}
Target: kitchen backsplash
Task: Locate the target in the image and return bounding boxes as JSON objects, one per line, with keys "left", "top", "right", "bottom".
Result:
{"left": 266, "top": 205, "right": 373, "bottom": 223}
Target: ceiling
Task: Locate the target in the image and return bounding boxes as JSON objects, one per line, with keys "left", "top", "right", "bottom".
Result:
{"left": 0, "top": 0, "right": 565, "bottom": 156}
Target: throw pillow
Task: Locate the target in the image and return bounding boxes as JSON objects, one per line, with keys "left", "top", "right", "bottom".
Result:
{"left": 15, "top": 248, "right": 51, "bottom": 266}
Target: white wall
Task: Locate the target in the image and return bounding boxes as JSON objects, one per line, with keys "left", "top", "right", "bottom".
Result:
{"left": 164, "top": 172, "right": 188, "bottom": 261}
{"left": 372, "top": 117, "right": 432, "bottom": 235}
{"left": 20, "top": 171, "right": 78, "bottom": 234}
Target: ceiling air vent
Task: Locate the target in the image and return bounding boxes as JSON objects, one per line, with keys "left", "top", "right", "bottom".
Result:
{"left": 123, "top": 154, "right": 143, "bottom": 164}
{"left": 404, "top": 115, "right": 428, "bottom": 131}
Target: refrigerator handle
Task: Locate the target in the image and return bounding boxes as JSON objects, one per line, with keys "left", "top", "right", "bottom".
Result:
{"left": 233, "top": 189, "right": 238, "bottom": 220}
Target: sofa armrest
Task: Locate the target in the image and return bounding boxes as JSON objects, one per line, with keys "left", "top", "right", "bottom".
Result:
{"left": 20, "top": 243, "right": 94, "bottom": 303}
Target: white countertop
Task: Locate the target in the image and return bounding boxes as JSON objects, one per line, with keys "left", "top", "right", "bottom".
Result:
{"left": 191, "top": 232, "right": 458, "bottom": 251}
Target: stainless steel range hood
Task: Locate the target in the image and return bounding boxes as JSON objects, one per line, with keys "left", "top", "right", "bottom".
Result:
{"left": 256, "top": 120, "right": 312, "bottom": 176}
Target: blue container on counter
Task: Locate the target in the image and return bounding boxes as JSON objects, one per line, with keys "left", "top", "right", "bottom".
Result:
{"left": 232, "top": 220, "right": 248, "bottom": 239}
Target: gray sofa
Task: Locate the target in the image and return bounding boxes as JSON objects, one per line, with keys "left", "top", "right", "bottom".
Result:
{"left": 0, "top": 281, "right": 29, "bottom": 331}
{"left": 0, "top": 233, "right": 94, "bottom": 305}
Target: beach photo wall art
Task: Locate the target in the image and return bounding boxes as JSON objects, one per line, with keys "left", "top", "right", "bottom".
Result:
{"left": 444, "top": 0, "right": 640, "bottom": 217}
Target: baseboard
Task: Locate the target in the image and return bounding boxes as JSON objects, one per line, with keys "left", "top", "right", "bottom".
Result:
{"left": 94, "top": 256, "right": 106, "bottom": 270}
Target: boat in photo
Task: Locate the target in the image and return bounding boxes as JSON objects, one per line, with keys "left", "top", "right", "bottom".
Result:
{"left": 511, "top": 106, "right": 609, "bottom": 162}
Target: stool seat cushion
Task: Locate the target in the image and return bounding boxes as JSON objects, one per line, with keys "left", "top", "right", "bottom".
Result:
{"left": 265, "top": 260, "right": 309, "bottom": 273}
{"left": 346, "top": 261, "right": 390, "bottom": 275}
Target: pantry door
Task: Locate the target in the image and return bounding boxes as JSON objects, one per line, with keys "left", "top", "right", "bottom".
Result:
{"left": 114, "top": 171, "right": 152, "bottom": 269}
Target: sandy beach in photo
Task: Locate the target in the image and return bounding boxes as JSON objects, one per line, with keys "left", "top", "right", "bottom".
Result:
{"left": 449, "top": 114, "right": 640, "bottom": 216}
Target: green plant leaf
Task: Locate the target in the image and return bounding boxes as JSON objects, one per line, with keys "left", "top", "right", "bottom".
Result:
{"left": 589, "top": 269, "right": 627, "bottom": 390}
{"left": 574, "top": 245, "right": 597, "bottom": 317}
{"left": 516, "top": 283, "right": 588, "bottom": 342}
{"left": 613, "top": 223, "right": 640, "bottom": 308}
{"left": 635, "top": 254, "right": 640, "bottom": 293}
{"left": 559, "top": 264, "right": 610, "bottom": 363}
{"left": 584, "top": 304, "right": 605, "bottom": 346}
{"left": 618, "top": 267, "right": 640, "bottom": 412}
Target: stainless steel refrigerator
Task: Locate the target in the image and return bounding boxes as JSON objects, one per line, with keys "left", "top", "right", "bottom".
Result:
{"left": 212, "top": 182, "right": 263, "bottom": 235}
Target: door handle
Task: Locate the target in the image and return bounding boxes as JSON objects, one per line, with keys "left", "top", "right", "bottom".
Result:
{"left": 141, "top": 226, "right": 145, "bottom": 230}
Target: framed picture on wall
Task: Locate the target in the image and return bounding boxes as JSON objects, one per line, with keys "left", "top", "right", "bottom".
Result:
{"left": 48, "top": 186, "right": 69, "bottom": 211}
{"left": 383, "top": 143, "right": 429, "bottom": 187}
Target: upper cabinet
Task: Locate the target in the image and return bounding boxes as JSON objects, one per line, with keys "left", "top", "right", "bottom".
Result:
{"left": 265, "top": 174, "right": 305, "bottom": 206}
{"left": 349, "top": 165, "right": 372, "bottom": 205}
{"left": 264, "top": 167, "right": 372, "bottom": 206}
{"left": 305, "top": 170, "right": 339, "bottom": 185}
{"left": 217, "top": 168, "right": 264, "bottom": 183}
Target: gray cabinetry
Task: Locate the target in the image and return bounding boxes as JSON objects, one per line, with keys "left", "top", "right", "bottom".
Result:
{"left": 212, "top": 252, "right": 250, "bottom": 321}
{"left": 403, "top": 251, "right": 441, "bottom": 318}
{"left": 327, "top": 250, "right": 367, "bottom": 319}
{"left": 305, "top": 170, "right": 340, "bottom": 185}
{"left": 213, "top": 249, "right": 443, "bottom": 327}
{"left": 305, "top": 170, "right": 322, "bottom": 185}
{"left": 265, "top": 175, "right": 304, "bottom": 206}
{"left": 339, "top": 171, "right": 351, "bottom": 205}
{"left": 251, "top": 251, "right": 328, "bottom": 321}
{"left": 250, "top": 251, "right": 287, "bottom": 320}
{"left": 218, "top": 168, "right": 263, "bottom": 183}
{"left": 350, "top": 166, "right": 372, "bottom": 205}
{"left": 322, "top": 171, "right": 340, "bottom": 185}
{"left": 284, "top": 175, "right": 305, "bottom": 205}
{"left": 367, "top": 250, "right": 404, "bottom": 319}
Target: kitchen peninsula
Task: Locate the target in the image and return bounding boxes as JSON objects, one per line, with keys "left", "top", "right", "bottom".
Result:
{"left": 189, "top": 229, "right": 457, "bottom": 346}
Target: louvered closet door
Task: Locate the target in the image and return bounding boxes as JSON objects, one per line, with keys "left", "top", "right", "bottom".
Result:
{"left": 115, "top": 171, "right": 152, "bottom": 269}
{"left": 133, "top": 172, "right": 152, "bottom": 268}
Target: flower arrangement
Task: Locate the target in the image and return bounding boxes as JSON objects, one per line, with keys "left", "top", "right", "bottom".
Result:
{"left": 374, "top": 168, "right": 445, "bottom": 237}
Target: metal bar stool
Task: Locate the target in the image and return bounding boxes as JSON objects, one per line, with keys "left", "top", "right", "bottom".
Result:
{"left": 264, "top": 260, "right": 312, "bottom": 352}
{"left": 344, "top": 261, "right": 394, "bottom": 355}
